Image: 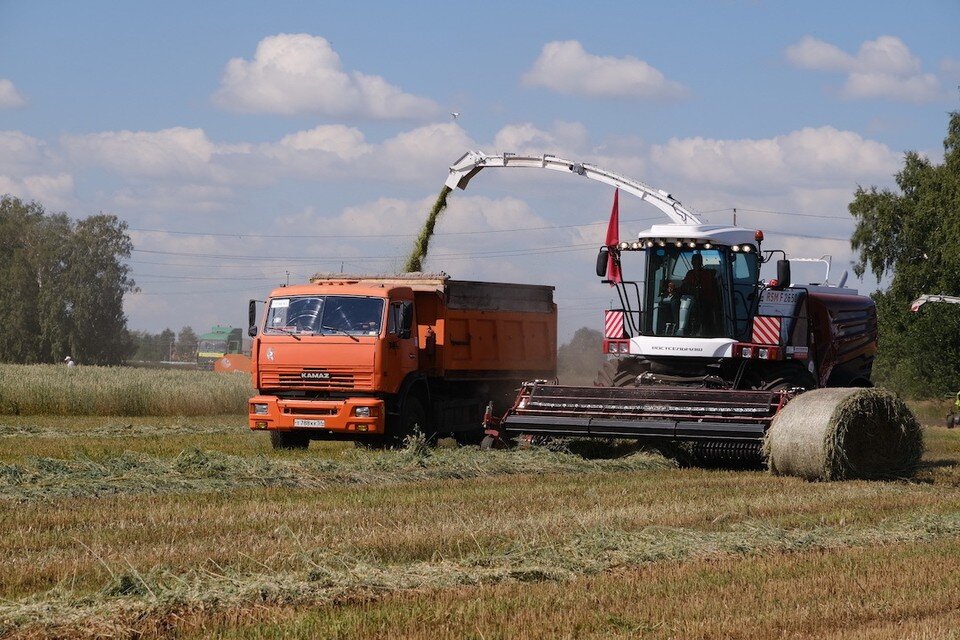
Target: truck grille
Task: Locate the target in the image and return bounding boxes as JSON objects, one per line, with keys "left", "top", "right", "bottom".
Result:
{"left": 259, "top": 366, "right": 374, "bottom": 391}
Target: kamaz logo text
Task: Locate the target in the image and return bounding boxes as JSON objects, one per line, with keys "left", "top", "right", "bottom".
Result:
{"left": 300, "top": 371, "right": 331, "bottom": 380}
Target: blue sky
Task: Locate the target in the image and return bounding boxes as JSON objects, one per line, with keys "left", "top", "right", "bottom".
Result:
{"left": 1, "top": 1, "right": 958, "bottom": 339}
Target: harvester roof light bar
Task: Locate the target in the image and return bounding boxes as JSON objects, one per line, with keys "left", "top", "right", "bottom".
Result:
{"left": 631, "top": 238, "right": 757, "bottom": 252}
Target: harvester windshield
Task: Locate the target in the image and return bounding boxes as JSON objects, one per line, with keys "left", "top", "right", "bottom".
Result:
{"left": 642, "top": 246, "right": 758, "bottom": 340}
{"left": 265, "top": 296, "right": 385, "bottom": 337}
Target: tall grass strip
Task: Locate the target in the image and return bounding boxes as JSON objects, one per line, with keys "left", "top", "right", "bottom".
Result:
{"left": 0, "top": 364, "right": 252, "bottom": 416}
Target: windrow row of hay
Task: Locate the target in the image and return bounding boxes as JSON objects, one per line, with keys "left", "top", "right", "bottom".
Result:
{"left": 0, "top": 364, "right": 252, "bottom": 416}
{"left": 0, "top": 446, "right": 672, "bottom": 501}
{"left": 6, "top": 511, "right": 960, "bottom": 638}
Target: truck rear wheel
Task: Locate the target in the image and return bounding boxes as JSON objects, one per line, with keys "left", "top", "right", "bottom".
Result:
{"left": 270, "top": 431, "right": 310, "bottom": 450}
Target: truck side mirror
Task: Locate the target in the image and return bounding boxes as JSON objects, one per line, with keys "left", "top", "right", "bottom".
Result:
{"left": 248, "top": 299, "right": 258, "bottom": 337}
{"left": 389, "top": 301, "right": 413, "bottom": 339}
{"left": 596, "top": 247, "right": 609, "bottom": 278}
{"left": 776, "top": 260, "right": 791, "bottom": 289}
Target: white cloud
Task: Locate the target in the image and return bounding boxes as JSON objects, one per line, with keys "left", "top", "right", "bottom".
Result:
{"left": 785, "top": 35, "right": 941, "bottom": 103}
{"left": 0, "top": 131, "right": 50, "bottom": 175}
{"left": 108, "top": 184, "right": 235, "bottom": 214}
{"left": 213, "top": 33, "right": 440, "bottom": 119}
{"left": 492, "top": 121, "right": 590, "bottom": 156}
{"left": 275, "top": 125, "right": 372, "bottom": 159}
{"left": 522, "top": 40, "right": 688, "bottom": 100}
{"left": 649, "top": 126, "right": 899, "bottom": 193}
{"left": 0, "top": 173, "right": 74, "bottom": 209}
{"left": 259, "top": 122, "right": 474, "bottom": 184}
{"left": 0, "top": 79, "right": 26, "bottom": 109}
{"left": 61, "top": 127, "right": 225, "bottom": 181}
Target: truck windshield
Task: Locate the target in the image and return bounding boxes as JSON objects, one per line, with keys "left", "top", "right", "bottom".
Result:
{"left": 264, "top": 296, "right": 385, "bottom": 337}
{"left": 198, "top": 339, "right": 226, "bottom": 354}
{"left": 643, "top": 246, "right": 734, "bottom": 339}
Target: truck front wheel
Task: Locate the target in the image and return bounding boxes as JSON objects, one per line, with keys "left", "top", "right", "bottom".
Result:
{"left": 397, "top": 396, "right": 427, "bottom": 442}
{"left": 270, "top": 431, "right": 310, "bottom": 450}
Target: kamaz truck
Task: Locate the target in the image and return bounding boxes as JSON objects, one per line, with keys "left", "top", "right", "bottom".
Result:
{"left": 247, "top": 275, "right": 557, "bottom": 449}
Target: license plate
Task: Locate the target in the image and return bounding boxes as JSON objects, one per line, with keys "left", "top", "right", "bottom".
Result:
{"left": 293, "top": 419, "right": 326, "bottom": 428}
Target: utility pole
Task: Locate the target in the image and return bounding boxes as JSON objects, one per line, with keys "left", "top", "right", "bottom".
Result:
{"left": 733, "top": 208, "right": 737, "bottom": 226}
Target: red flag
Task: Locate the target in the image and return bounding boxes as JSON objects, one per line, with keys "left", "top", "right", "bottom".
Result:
{"left": 604, "top": 188, "right": 622, "bottom": 285}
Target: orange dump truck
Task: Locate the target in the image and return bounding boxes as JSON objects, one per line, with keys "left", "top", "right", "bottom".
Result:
{"left": 248, "top": 274, "right": 557, "bottom": 448}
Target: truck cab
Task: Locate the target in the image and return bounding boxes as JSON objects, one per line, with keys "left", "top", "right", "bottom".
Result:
{"left": 248, "top": 282, "right": 419, "bottom": 444}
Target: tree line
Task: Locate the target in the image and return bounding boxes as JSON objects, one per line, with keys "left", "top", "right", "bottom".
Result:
{"left": 850, "top": 111, "right": 960, "bottom": 397}
{"left": 0, "top": 196, "right": 136, "bottom": 365}
{"left": 130, "top": 327, "right": 200, "bottom": 362}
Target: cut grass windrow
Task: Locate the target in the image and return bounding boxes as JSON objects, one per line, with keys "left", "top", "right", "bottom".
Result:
{"left": 0, "top": 447, "right": 672, "bottom": 501}
{"left": 5, "top": 512, "right": 960, "bottom": 638}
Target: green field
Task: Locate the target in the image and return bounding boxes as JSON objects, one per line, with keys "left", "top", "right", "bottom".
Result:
{"left": 1, "top": 369, "right": 959, "bottom": 638}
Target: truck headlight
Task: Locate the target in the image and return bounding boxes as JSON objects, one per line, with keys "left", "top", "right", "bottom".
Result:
{"left": 354, "top": 406, "right": 371, "bottom": 417}
{"left": 253, "top": 403, "right": 268, "bottom": 415}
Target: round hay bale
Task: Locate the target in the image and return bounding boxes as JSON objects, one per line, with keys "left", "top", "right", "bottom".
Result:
{"left": 764, "top": 387, "right": 923, "bottom": 481}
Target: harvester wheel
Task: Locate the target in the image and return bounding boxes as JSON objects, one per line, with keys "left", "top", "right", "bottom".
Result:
{"left": 595, "top": 359, "right": 643, "bottom": 387}
{"left": 270, "top": 431, "right": 310, "bottom": 450}
{"left": 759, "top": 364, "right": 815, "bottom": 392}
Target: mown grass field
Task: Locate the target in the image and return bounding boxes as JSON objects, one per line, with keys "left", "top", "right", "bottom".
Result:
{"left": 0, "top": 367, "right": 959, "bottom": 638}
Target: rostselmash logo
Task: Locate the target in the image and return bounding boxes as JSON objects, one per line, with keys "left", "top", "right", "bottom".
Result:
{"left": 300, "top": 371, "right": 331, "bottom": 380}
{"left": 650, "top": 345, "right": 704, "bottom": 352}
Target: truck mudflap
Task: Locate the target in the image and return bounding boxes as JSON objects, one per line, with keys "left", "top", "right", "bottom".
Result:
{"left": 495, "top": 383, "right": 789, "bottom": 443}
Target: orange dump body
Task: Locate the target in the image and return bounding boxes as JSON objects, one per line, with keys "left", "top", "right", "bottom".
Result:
{"left": 248, "top": 275, "right": 556, "bottom": 440}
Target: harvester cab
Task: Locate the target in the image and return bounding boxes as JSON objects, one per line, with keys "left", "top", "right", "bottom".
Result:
{"left": 595, "top": 222, "right": 840, "bottom": 392}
